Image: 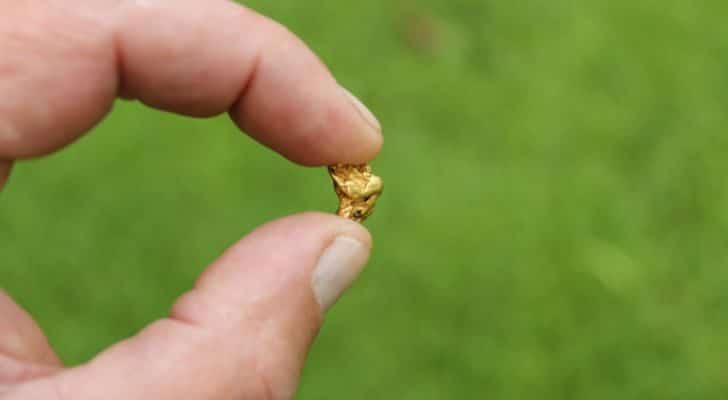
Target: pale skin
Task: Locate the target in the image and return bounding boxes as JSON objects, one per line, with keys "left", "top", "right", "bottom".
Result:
{"left": 0, "top": 0, "right": 383, "bottom": 399}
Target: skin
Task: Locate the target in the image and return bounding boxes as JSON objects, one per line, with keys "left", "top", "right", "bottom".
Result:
{"left": 0, "top": 0, "right": 382, "bottom": 399}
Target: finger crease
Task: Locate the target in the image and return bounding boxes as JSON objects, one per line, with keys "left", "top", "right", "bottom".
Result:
{"left": 231, "top": 50, "right": 263, "bottom": 114}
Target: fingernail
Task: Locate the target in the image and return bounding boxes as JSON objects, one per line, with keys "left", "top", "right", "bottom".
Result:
{"left": 340, "top": 87, "right": 382, "bottom": 134}
{"left": 312, "top": 236, "right": 370, "bottom": 312}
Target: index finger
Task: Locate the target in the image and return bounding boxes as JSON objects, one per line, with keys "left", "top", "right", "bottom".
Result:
{"left": 0, "top": 0, "right": 382, "bottom": 166}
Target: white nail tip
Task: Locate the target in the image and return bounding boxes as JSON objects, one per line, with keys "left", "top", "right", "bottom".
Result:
{"left": 340, "top": 87, "right": 382, "bottom": 133}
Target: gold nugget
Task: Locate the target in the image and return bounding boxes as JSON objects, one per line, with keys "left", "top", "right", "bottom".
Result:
{"left": 328, "top": 164, "right": 383, "bottom": 223}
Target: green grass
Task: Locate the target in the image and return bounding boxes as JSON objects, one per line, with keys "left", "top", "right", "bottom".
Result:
{"left": 3, "top": 1, "right": 728, "bottom": 398}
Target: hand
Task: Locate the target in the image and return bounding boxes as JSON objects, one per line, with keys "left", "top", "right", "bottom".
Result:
{"left": 0, "top": 1, "right": 382, "bottom": 398}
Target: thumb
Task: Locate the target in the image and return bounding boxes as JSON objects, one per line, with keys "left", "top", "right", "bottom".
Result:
{"left": 18, "top": 213, "right": 371, "bottom": 400}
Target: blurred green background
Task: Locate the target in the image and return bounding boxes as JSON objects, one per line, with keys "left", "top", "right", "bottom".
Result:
{"left": 3, "top": 0, "right": 728, "bottom": 398}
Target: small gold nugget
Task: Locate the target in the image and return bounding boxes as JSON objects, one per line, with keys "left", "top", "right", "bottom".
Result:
{"left": 328, "top": 164, "right": 383, "bottom": 223}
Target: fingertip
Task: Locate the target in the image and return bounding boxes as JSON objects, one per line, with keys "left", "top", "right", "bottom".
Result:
{"left": 341, "top": 86, "right": 385, "bottom": 160}
{"left": 255, "top": 212, "right": 373, "bottom": 252}
{"left": 231, "top": 87, "right": 384, "bottom": 166}
{"left": 250, "top": 213, "right": 373, "bottom": 314}
{"left": 276, "top": 211, "right": 372, "bottom": 243}
{"left": 184, "top": 212, "right": 373, "bottom": 323}
{"left": 339, "top": 86, "right": 383, "bottom": 144}
{"left": 228, "top": 27, "right": 384, "bottom": 166}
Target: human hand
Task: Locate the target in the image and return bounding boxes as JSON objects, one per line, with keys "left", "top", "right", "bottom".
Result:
{"left": 0, "top": 1, "right": 382, "bottom": 398}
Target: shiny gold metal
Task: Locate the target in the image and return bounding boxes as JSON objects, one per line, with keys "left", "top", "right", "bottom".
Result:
{"left": 328, "top": 164, "right": 383, "bottom": 223}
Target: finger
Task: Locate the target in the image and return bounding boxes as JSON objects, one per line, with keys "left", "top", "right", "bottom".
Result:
{"left": 0, "top": 291, "right": 61, "bottom": 367}
{"left": 0, "top": 161, "right": 10, "bottom": 190}
{"left": 38, "top": 213, "right": 371, "bottom": 400}
{"left": 0, "top": 0, "right": 382, "bottom": 165}
{"left": 0, "top": 2, "right": 118, "bottom": 160}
